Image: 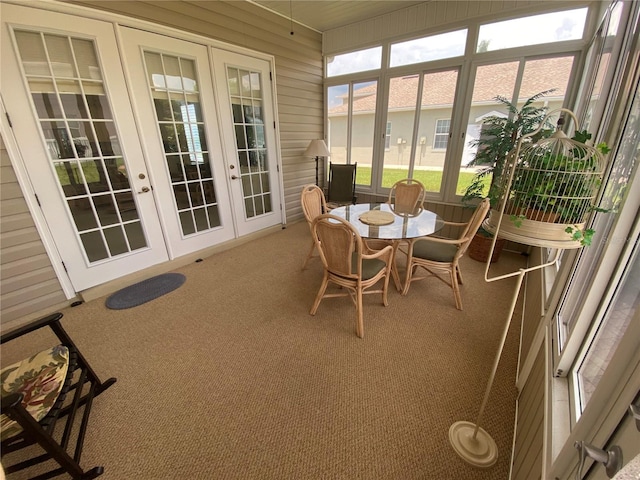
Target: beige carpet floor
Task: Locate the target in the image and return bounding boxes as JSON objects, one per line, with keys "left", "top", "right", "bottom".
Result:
{"left": 1, "top": 220, "right": 527, "bottom": 479}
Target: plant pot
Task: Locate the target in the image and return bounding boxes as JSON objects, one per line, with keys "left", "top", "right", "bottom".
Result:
{"left": 468, "top": 232, "right": 506, "bottom": 263}
{"left": 525, "top": 208, "right": 559, "bottom": 223}
{"left": 484, "top": 209, "right": 585, "bottom": 249}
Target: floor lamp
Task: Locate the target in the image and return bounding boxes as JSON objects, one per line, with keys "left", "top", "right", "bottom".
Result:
{"left": 304, "top": 139, "right": 330, "bottom": 186}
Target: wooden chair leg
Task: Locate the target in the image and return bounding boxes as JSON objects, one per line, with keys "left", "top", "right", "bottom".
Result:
{"left": 355, "top": 287, "right": 364, "bottom": 338}
{"left": 450, "top": 268, "right": 463, "bottom": 310}
{"left": 402, "top": 262, "right": 415, "bottom": 296}
{"left": 381, "top": 274, "right": 390, "bottom": 307}
{"left": 310, "top": 273, "right": 329, "bottom": 315}
{"left": 302, "top": 239, "right": 316, "bottom": 270}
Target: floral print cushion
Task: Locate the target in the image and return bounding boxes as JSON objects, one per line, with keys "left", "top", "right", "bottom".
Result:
{"left": 1, "top": 345, "right": 69, "bottom": 441}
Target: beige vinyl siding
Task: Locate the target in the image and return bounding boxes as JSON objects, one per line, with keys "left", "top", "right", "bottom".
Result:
{"left": 0, "top": 134, "right": 72, "bottom": 325}
{"left": 512, "top": 342, "right": 545, "bottom": 480}
{"left": 67, "top": 0, "right": 324, "bottom": 223}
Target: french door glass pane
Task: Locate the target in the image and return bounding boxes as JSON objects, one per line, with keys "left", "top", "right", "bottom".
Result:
{"left": 227, "top": 67, "right": 272, "bottom": 219}
{"left": 14, "top": 30, "right": 147, "bottom": 263}
{"left": 144, "top": 51, "right": 221, "bottom": 234}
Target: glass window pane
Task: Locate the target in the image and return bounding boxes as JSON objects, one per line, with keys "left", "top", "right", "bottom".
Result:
{"left": 350, "top": 81, "right": 376, "bottom": 187}
{"left": 327, "top": 84, "right": 349, "bottom": 167}
{"left": 457, "top": 57, "right": 572, "bottom": 197}
{"left": 575, "top": 247, "right": 639, "bottom": 413}
{"left": 390, "top": 29, "right": 467, "bottom": 67}
{"left": 382, "top": 76, "right": 417, "bottom": 186}
{"left": 477, "top": 8, "right": 587, "bottom": 52}
{"left": 326, "top": 47, "right": 382, "bottom": 77}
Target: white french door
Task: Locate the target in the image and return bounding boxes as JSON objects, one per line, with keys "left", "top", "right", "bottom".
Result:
{"left": 1, "top": 5, "right": 170, "bottom": 290}
{"left": 119, "top": 28, "right": 236, "bottom": 258}
{"left": 1, "top": 3, "right": 283, "bottom": 292}
{"left": 210, "top": 49, "right": 283, "bottom": 237}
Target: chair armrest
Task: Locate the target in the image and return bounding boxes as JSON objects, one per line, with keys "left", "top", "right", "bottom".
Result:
{"left": 442, "top": 220, "right": 467, "bottom": 228}
{"left": 1, "top": 312, "right": 64, "bottom": 344}
{"left": 362, "top": 244, "right": 394, "bottom": 262}
{"left": 411, "top": 235, "right": 466, "bottom": 246}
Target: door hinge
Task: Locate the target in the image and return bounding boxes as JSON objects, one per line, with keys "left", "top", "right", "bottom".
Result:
{"left": 269, "top": 71, "right": 272, "bottom": 81}
{"left": 35, "top": 193, "right": 41, "bottom": 207}
{"left": 62, "top": 261, "right": 68, "bottom": 273}
{"left": 5, "top": 112, "right": 12, "bottom": 128}
{"left": 273, "top": 121, "right": 276, "bottom": 129}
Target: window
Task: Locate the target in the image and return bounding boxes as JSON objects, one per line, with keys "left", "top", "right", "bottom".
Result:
{"left": 379, "top": 69, "right": 459, "bottom": 190}
{"left": 327, "top": 81, "right": 377, "bottom": 187}
{"left": 390, "top": 29, "right": 467, "bottom": 67}
{"left": 456, "top": 56, "right": 575, "bottom": 196}
{"left": 325, "top": 4, "right": 591, "bottom": 200}
{"left": 326, "top": 46, "right": 382, "bottom": 77}
{"left": 477, "top": 8, "right": 588, "bottom": 52}
{"left": 433, "top": 119, "right": 450, "bottom": 149}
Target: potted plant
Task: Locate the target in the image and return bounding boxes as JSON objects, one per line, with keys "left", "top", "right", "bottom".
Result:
{"left": 487, "top": 113, "right": 609, "bottom": 247}
{"left": 462, "top": 89, "right": 556, "bottom": 262}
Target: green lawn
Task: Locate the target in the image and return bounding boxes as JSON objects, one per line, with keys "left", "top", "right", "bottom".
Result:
{"left": 355, "top": 167, "right": 489, "bottom": 196}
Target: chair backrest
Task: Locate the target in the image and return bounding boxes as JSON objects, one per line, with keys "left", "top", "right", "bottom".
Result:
{"left": 458, "top": 198, "right": 491, "bottom": 256}
{"left": 327, "top": 162, "right": 357, "bottom": 203}
{"left": 312, "top": 214, "right": 363, "bottom": 279}
{"left": 300, "top": 184, "right": 326, "bottom": 224}
{"left": 388, "top": 178, "right": 425, "bottom": 214}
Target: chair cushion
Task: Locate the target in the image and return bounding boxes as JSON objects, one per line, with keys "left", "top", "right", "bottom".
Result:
{"left": 1, "top": 345, "right": 69, "bottom": 441}
{"left": 412, "top": 238, "right": 458, "bottom": 262}
{"left": 352, "top": 253, "right": 386, "bottom": 280}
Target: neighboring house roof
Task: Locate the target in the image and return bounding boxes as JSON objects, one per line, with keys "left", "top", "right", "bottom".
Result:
{"left": 329, "top": 56, "right": 572, "bottom": 114}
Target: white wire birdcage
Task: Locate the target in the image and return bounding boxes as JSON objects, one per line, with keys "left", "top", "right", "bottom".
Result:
{"left": 484, "top": 109, "right": 606, "bottom": 248}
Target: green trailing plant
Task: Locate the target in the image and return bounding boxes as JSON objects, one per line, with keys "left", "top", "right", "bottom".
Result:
{"left": 462, "top": 89, "right": 557, "bottom": 208}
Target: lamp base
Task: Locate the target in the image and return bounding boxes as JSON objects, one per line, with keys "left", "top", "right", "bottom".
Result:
{"left": 449, "top": 421, "right": 498, "bottom": 468}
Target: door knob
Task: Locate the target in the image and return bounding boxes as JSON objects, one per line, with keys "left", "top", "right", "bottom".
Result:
{"left": 231, "top": 175, "right": 239, "bottom": 180}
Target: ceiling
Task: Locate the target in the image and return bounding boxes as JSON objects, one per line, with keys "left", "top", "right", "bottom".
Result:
{"left": 250, "top": 1, "right": 430, "bottom": 33}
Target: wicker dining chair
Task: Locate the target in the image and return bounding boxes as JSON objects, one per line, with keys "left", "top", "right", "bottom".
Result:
{"left": 300, "top": 184, "right": 328, "bottom": 270}
{"left": 310, "top": 213, "right": 394, "bottom": 338}
{"left": 387, "top": 178, "right": 426, "bottom": 214}
{"left": 401, "top": 198, "right": 491, "bottom": 309}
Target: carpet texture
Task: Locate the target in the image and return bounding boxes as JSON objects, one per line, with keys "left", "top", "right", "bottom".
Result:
{"left": 105, "top": 273, "right": 186, "bottom": 309}
{"left": 1, "top": 221, "right": 525, "bottom": 480}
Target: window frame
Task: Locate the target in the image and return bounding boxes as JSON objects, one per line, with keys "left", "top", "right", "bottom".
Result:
{"left": 432, "top": 118, "right": 450, "bottom": 150}
{"left": 324, "top": 4, "right": 592, "bottom": 202}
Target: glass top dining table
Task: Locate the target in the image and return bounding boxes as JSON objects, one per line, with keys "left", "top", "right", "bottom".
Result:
{"left": 329, "top": 203, "right": 445, "bottom": 240}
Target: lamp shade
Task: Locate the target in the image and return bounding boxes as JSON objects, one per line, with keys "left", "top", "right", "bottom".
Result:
{"left": 304, "top": 139, "right": 330, "bottom": 158}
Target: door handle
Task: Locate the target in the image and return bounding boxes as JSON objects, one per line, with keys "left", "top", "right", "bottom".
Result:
{"left": 574, "top": 441, "right": 623, "bottom": 479}
{"left": 231, "top": 175, "right": 239, "bottom": 180}
{"left": 138, "top": 186, "right": 151, "bottom": 193}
